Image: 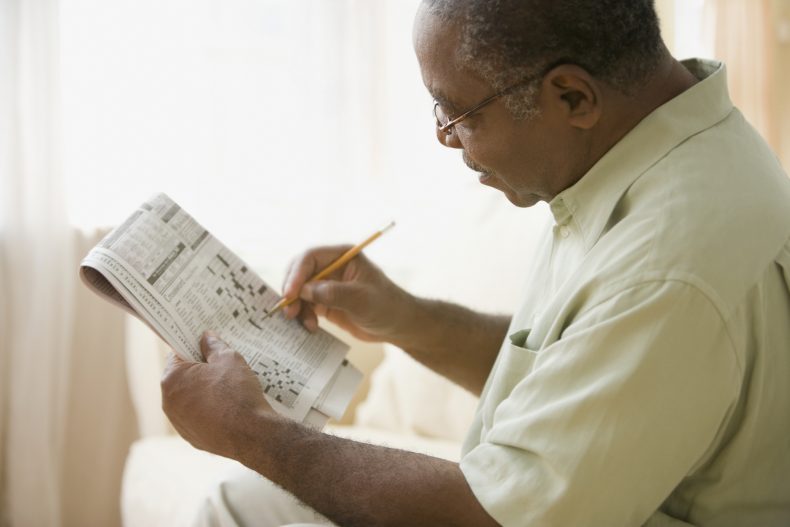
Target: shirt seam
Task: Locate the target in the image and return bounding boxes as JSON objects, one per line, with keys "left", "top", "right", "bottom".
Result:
{"left": 577, "top": 106, "right": 737, "bottom": 254}
{"left": 574, "top": 274, "right": 743, "bottom": 378}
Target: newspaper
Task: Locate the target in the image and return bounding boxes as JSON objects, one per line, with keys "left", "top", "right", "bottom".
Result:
{"left": 80, "top": 193, "right": 361, "bottom": 428}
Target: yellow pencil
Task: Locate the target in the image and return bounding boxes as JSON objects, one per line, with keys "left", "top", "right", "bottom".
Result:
{"left": 263, "top": 221, "right": 396, "bottom": 320}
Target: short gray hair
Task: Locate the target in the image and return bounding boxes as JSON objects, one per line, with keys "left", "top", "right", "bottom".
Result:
{"left": 424, "top": 0, "right": 664, "bottom": 119}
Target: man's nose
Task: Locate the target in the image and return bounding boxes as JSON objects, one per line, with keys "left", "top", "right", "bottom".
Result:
{"left": 436, "top": 128, "right": 464, "bottom": 149}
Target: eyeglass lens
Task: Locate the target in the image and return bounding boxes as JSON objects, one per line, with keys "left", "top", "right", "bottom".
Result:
{"left": 434, "top": 102, "right": 449, "bottom": 128}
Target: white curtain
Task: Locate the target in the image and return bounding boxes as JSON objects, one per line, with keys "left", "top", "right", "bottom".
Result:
{"left": 0, "top": 0, "right": 74, "bottom": 524}
{"left": 1, "top": 0, "right": 138, "bottom": 525}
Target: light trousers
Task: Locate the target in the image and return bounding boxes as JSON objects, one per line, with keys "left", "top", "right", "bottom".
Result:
{"left": 192, "top": 463, "right": 336, "bottom": 527}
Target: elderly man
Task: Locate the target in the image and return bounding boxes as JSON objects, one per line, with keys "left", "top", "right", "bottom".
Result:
{"left": 161, "top": 0, "right": 790, "bottom": 526}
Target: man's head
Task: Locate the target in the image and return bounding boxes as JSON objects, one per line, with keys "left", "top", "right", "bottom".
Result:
{"left": 424, "top": 0, "right": 664, "bottom": 119}
{"left": 414, "top": 0, "right": 669, "bottom": 206}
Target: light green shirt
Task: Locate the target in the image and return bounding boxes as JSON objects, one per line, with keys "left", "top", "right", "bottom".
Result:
{"left": 460, "top": 59, "right": 790, "bottom": 527}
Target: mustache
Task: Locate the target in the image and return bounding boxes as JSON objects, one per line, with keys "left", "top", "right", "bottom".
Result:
{"left": 462, "top": 152, "right": 490, "bottom": 174}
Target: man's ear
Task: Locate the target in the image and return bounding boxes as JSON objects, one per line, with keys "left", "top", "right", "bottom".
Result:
{"left": 542, "top": 64, "right": 602, "bottom": 130}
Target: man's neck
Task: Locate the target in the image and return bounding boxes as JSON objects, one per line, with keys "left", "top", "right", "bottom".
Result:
{"left": 632, "top": 54, "right": 699, "bottom": 119}
{"left": 562, "top": 53, "right": 699, "bottom": 193}
{"left": 600, "top": 53, "right": 699, "bottom": 156}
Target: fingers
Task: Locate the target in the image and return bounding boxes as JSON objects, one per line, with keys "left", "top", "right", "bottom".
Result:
{"left": 301, "top": 306, "right": 319, "bottom": 333}
{"left": 281, "top": 245, "right": 357, "bottom": 329}
{"left": 166, "top": 350, "right": 187, "bottom": 367}
{"left": 301, "top": 280, "right": 365, "bottom": 312}
{"left": 162, "top": 348, "right": 192, "bottom": 378}
{"left": 162, "top": 352, "right": 180, "bottom": 380}
{"left": 161, "top": 351, "right": 190, "bottom": 404}
{"left": 280, "top": 245, "right": 383, "bottom": 335}
{"left": 282, "top": 299, "right": 302, "bottom": 320}
{"left": 282, "top": 245, "right": 354, "bottom": 301}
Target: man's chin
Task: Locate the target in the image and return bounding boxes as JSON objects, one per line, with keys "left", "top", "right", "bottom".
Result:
{"left": 494, "top": 169, "right": 551, "bottom": 206}
{"left": 478, "top": 173, "right": 540, "bottom": 207}
{"left": 501, "top": 187, "right": 541, "bottom": 208}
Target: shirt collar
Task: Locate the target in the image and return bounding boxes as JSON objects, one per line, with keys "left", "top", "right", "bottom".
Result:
{"left": 549, "top": 59, "right": 735, "bottom": 252}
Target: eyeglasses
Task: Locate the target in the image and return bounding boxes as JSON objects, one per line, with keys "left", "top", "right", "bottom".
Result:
{"left": 433, "top": 75, "right": 541, "bottom": 135}
{"left": 433, "top": 90, "right": 506, "bottom": 135}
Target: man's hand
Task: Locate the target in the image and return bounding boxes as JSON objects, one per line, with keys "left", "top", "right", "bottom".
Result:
{"left": 281, "top": 245, "right": 415, "bottom": 342}
{"left": 160, "top": 332, "right": 273, "bottom": 460}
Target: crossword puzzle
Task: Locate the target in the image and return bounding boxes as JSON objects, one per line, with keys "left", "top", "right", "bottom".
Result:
{"left": 206, "top": 250, "right": 270, "bottom": 329}
{"left": 253, "top": 357, "right": 307, "bottom": 407}
{"left": 203, "top": 248, "right": 306, "bottom": 407}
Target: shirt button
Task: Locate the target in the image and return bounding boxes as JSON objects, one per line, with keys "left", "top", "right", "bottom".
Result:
{"left": 559, "top": 226, "right": 570, "bottom": 238}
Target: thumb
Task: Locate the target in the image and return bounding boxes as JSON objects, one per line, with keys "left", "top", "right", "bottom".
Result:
{"left": 200, "top": 331, "right": 228, "bottom": 363}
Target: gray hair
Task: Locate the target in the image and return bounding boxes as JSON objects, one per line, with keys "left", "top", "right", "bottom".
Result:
{"left": 424, "top": 0, "right": 665, "bottom": 119}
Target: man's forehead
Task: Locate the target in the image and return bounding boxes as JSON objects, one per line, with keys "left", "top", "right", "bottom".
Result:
{"left": 413, "top": 6, "right": 459, "bottom": 66}
{"left": 414, "top": 7, "right": 488, "bottom": 109}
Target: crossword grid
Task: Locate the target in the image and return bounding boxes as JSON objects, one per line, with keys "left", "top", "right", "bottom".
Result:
{"left": 253, "top": 357, "right": 307, "bottom": 406}
{"left": 207, "top": 251, "right": 269, "bottom": 326}
{"left": 205, "top": 250, "right": 305, "bottom": 407}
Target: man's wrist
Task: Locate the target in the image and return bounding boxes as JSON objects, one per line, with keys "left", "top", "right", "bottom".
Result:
{"left": 387, "top": 294, "right": 435, "bottom": 353}
{"left": 233, "top": 409, "right": 285, "bottom": 471}
{"left": 234, "top": 409, "right": 318, "bottom": 479}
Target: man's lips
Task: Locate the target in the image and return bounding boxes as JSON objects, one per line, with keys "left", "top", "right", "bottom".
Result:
{"left": 463, "top": 152, "right": 494, "bottom": 184}
{"left": 462, "top": 152, "right": 490, "bottom": 175}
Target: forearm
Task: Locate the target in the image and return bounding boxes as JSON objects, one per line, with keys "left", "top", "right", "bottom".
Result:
{"left": 389, "top": 295, "right": 511, "bottom": 394}
{"left": 238, "top": 414, "right": 499, "bottom": 527}
{"left": 285, "top": 249, "right": 509, "bottom": 392}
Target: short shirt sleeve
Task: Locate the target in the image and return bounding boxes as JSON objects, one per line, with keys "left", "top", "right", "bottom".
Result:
{"left": 460, "top": 280, "right": 740, "bottom": 527}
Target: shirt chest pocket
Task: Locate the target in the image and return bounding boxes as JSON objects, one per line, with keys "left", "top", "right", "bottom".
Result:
{"left": 480, "top": 329, "right": 541, "bottom": 429}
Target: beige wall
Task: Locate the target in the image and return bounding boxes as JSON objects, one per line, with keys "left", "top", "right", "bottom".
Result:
{"left": 656, "top": 0, "right": 790, "bottom": 171}
{"left": 775, "top": 0, "right": 790, "bottom": 169}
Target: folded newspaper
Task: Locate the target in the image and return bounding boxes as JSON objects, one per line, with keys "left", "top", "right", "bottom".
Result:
{"left": 80, "top": 193, "right": 361, "bottom": 429}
